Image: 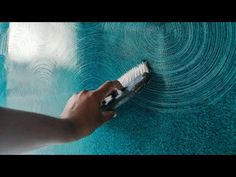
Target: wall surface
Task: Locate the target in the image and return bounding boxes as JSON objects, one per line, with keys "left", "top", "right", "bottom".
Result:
{"left": 0, "top": 22, "right": 235, "bottom": 154}
{"left": 0, "top": 23, "right": 8, "bottom": 107}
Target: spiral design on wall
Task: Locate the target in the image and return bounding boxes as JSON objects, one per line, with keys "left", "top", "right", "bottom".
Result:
{"left": 77, "top": 22, "right": 236, "bottom": 112}
{"left": 6, "top": 23, "right": 236, "bottom": 113}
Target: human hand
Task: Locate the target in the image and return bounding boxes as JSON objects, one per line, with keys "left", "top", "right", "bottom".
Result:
{"left": 60, "top": 80, "right": 122, "bottom": 141}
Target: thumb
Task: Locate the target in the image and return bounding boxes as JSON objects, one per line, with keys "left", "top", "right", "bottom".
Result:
{"left": 100, "top": 111, "right": 117, "bottom": 124}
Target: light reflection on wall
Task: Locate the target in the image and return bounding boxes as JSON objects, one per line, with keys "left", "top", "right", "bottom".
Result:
{"left": 8, "top": 22, "right": 77, "bottom": 67}
{"left": 6, "top": 23, "right": 79, "bottom": 116}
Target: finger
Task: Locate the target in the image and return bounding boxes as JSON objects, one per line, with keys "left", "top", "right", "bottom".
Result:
{"left": 104, "top": 82, "right": 124, "bottom": 98}
{"left": 78, "top": 90, "right": 88, "bottom": 95}
{"left": 95, "top": 80, "right": 122, "bottom": 101}
{"left": 98, "top": 111, "right": 117, "bottom": 125}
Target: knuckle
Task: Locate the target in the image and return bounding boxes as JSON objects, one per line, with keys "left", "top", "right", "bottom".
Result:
{"left": 91, "top": 91, "right": 97, "bottom": 97}
{"left": 89, "top": 92, "right": 99, "bottom": 101}
{"left": 75, "top": 90, "right": 89, "bottom": 98}
{"left": 105, "top": 80, "right": 113, "bottom": 85}
{"left": 88, "top": 92, "right": 95, "bottom": 98}
{"left": 80, "top": 90, "right": 88, "bottom": 94}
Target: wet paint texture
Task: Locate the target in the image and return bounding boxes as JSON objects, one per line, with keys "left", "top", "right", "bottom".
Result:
{"left": 1, "top": 22, "right": 236, "bottom": 154}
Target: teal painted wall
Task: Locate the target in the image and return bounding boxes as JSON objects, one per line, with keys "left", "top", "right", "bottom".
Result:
{"left": 0, "top": 23, "right": 8, "bottom": 107}
{"left": 1, "top": 22, "right": 236, "bottom": 154}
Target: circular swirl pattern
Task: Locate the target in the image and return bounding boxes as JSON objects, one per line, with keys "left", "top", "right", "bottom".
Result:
{"left": 78, "top": 22, "right": 236, "bottom": 112}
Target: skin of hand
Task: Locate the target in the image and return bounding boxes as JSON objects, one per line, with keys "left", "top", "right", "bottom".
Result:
{"left": 60, "top": 80, "right": 122, "bottom": 142}
{"left": 0, "top": 80, "right": 122, "bottom": 154}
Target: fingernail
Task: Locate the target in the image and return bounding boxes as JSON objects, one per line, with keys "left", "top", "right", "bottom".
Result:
{"left": 113, "top": 113, "right": 117, "bottom": 118}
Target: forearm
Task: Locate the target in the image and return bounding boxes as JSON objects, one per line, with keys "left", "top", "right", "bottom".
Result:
{"left": 0, "top": 107, "right": 75, "bottom": 154}
{"left": 0, "top": 81, "right": 118, "bottom": 154}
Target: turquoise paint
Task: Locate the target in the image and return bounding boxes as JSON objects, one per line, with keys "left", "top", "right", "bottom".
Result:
{"left": 0, "top": 22, "right": 9, "bottom": 107}
{"left": 0, "top": 54, "right": 6, "bottom": 106}
{"left": 1, "top": 22, "right": 236, "bottom": 154}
